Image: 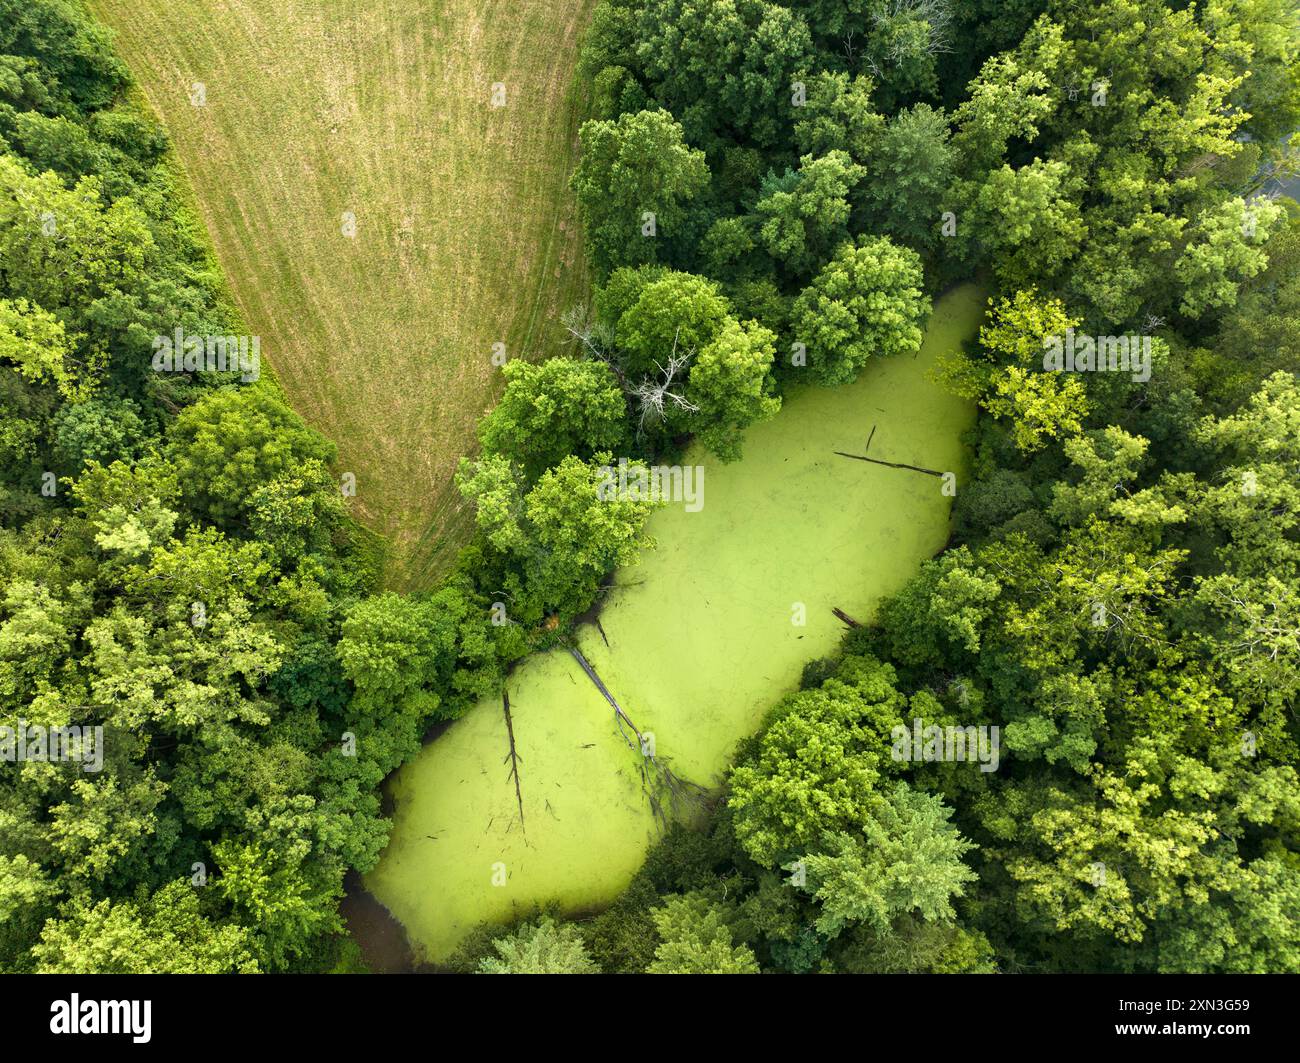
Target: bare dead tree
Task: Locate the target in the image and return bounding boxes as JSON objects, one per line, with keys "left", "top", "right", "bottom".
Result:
{"left": 842, "top": 29, "right": 859, "bottom": 65}
{"left": 860, "top": 0, "right": 954, "bottom": 76}
{"left": 630, "top": 327, "right": 699, "bottom": 437}
{"left": 885, "top": 0, "right": 954, "bottom": 47}
{"left": 1141, "top": 313, "right": 1166, "bottom": 336}
{"left": 562, "top": 303, "right": 616, "bottom": 363}
{"left": 562, "top": 302, "right": 636, "bottom": 403}
{"left": 563, "top": 304, "right": 701, "bottom": 443}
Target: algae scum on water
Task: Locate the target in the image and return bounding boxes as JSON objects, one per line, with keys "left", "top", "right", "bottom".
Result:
{"left": 365, "top": 285, "right": 986, "bottom": 961}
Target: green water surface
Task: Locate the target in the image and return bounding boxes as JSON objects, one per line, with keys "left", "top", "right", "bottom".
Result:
{"left": 366, "top": 284, "right": 985, "bottom": 961}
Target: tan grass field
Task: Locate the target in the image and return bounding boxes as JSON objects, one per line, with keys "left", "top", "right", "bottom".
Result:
{"left": 87, "top": 0, "right": 594, "bottom": 588}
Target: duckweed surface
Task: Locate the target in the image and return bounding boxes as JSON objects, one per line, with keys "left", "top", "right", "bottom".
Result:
{"left": 366, "top": 285, "right": 985, "bottom": 961}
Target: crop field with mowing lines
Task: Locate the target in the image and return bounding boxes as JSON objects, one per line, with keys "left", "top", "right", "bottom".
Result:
{"left": 87, "top": 0, "right": 594, "bottom": 588}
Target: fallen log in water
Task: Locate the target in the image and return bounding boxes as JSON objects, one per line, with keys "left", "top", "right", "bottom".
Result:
{"left": 501, "top": 689, "right": 526, "bottom": 841}
{"left": 565, "top": 642, "right": 706, "bottom": 827}
{"left": 833, "top": 450, "right": 943, "bottom": 476}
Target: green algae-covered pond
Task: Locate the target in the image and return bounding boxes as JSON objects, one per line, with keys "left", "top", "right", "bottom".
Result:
{"left": 365, "top": 285, "right": 985, "bottom": 962}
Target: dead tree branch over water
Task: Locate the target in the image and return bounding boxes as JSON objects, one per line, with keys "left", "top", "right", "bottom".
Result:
{"left": 565, "top": 642, "right": 706, "bottom": 828}
{"left": 833, "top": 450, "right": 943, "bottom": 477}
{"left": 501, "top": 689, "right": 526, "bottom": 841}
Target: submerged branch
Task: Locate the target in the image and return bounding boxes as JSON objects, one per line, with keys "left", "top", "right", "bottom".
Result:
{"left": 565, "top": 642, "right": 707, "bottom": 828}
{"left": 833, "top": 450, "right": 943, "bottom": 476}
{"left": 501, "top": 689, "right": 526, "bottom": 842}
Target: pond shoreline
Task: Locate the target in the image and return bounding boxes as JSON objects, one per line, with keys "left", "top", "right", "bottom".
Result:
{"left": 358, "top": 285, "right": 987, "bottom": 963}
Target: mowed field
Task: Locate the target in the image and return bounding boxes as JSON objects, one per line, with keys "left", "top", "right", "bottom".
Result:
{"left": 87, "top": 0, "right": 594, "bottom": 588}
